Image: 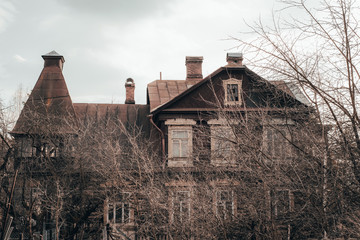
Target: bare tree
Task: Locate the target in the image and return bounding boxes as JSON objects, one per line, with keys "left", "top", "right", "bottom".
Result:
{"left": 230, "top": 0, "right": 360, "bottom": 238}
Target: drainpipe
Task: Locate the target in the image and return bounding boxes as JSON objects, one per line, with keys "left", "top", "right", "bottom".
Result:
{"left": 148, "top": 114, "right": 166, "bottom": 167}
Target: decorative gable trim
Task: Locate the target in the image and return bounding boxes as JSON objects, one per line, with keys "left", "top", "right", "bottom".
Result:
{"left": 223, "top": 78, "right": 243, "bottom": 106}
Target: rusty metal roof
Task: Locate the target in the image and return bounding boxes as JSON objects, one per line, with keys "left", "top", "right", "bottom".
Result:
{"left": 73, "top": 103, "right": 150, "bottom": 131}
{"left": 12, "top": 53, "right": 77, "bottom": 134}
{"left": 147, "top": 80, "right": 190, "bottom": 111}
{"left": 12, "top": 51, "right": 151, "bottom": 135}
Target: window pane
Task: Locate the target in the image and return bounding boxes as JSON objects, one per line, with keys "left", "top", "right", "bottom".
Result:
{"left": 181, "top": 139, "right": 188, "bottom": 157}
{"left": 174, "top": 191, "right": 190, "bottom": 223}
{"left": 124, "top": 203, "right": 130, "bottom": 223}
{"left": 173, "top": 130, "right": 188, "bottom": 138}
{"left": 274, "top": 190, "right": 290, "bottom": 217}
{"left": 109, "top": 203, "right": 114, "bottom": 223}
{"left": 115, "top": 204, "right": 122, "bottom": 224}
{"left": 213, "top": 128, "right": 234, "bottom": 158}
{"left": 217, "top": 190, "right": 233, "bottom": 220}
{"left": 110, "top": 193, "right": 131, "bottom": 224}
{"left": 172, "top": 130, "right": 189, "bottom": 158}
{"left": 173, "top": 140, "right": 180, "bottom": 157}
{"left": 227, "top": 84, "right": 239, "bottom": 101}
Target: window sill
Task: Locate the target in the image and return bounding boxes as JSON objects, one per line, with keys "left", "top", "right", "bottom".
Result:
{"left": 168, "top": 158, "right": 193, "bottom": 167}
{"left": 211, "top": 158, "right": 237, "bottom": 167}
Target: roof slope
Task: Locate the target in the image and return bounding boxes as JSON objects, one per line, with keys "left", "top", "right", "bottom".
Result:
{"left": 73, "top": 103, "right": 150, "bottom": 132}
{"left": 147, "top": 80, "right": 189, "bottom": 111}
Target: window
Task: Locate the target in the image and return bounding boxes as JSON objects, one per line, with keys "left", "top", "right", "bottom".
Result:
{"left": 223, "top": 78, "right": 242, "bottom": 105}
{"left": 293, "top": 191, "right": 306, "bottom": 212}
{"left": 208, "top": 119, "right": 238, "bottom": 166}
{"left": 212, "top": 127, "right": 234, "bottom": 158}
{"left": 172, "top": 191, "right": 190, "bottom": 223}
{"left": 108, "top": 192, "right": 131, "bottom": 224}
{"left": 263, "top": 127, "right": 292, "bottom": 161}
{"left": 272, "top": 189, "right": 291, "bottom": 218}
{"left": 216, "top": 190, "right": 234, "bottom": 220}
{"left": 30, "top": 187, "right": 45, "bottom": 215}
{"left": 165, "top": 119, "right": 196, "bottom": 167}
{"left": 19, "top": 138, "right": 37, "bottom": 157}
{"left": 172, "top": 130, "right": 189, "bottom": 158}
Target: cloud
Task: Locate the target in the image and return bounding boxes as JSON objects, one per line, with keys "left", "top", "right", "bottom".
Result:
{"left": 13, "top": 54, "right": 26, "bottom": 62}
{"left": 0, "top": 1, "right": 16, "bottom": 33}
{"left": 56, "top": 0, "right": 175, "bottom": 22}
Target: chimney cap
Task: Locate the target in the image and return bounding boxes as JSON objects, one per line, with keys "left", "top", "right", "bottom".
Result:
{"left": 226, "top": 52, "right": 243, "bottom": 66}
{"left": 186, "top": 56, "right": 203, "bottom": 63}
{"left": 42, "top": 50, "right": 65, "bottom": 63}
{"left": 125, "top": 78, "right": 135, "bottom": 86}
{"left": 227, "top": 52, "right": 243, "bottom": 58}
{"left": 126, "top": 78, "right": 134, "bottom": 83}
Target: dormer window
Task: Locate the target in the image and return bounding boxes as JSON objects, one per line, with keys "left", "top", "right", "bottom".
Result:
{"left": 223, "top": 78, "right": 242, "bottom": 105}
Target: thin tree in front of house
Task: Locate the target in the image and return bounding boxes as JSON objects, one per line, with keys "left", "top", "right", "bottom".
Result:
{"left": 232, "top": 0, "right": 360, "bottom": 237}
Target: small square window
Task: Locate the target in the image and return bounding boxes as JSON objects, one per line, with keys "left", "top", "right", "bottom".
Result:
{"left": 223, "top": 78, "right": 242, "bottom": 106}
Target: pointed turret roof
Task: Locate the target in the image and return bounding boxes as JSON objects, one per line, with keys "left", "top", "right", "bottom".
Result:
{"left": 12, "top": 51, "right": 77, "bottom": 134}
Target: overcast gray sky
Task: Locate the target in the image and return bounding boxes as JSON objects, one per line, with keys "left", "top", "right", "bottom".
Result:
{"left": 0, "top": 0, "right": 280, "bottom": 105}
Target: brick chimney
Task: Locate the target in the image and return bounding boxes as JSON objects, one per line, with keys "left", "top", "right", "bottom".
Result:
{"left": 185, "top": 56, "right": 203, "bottom": 85}
{"left": 226, "top": 53, "right": 243, "bottom": 66}
{"left": 125, "top": 78, "right": 135, "bottom": 104}
{"left": 42, "top": 50, "right": 65, "bottom": 71}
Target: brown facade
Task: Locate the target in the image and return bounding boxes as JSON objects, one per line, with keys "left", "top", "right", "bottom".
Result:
{"left": 8, "top": 51, "right": 322, "bottom": 240}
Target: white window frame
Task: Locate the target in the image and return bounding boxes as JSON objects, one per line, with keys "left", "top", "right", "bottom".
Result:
{"left": 107, "top": 192, "right": 132, "bottom": 225}
{"left": 165, "top": 119, "right": 196, "bottom": 167}
{"left": 215, "top": 190, "right": 234, "bottom": 221}
{"left": 223, "top": 78, "right": 243, "bottom": 106}
{"left": 170, "top": 129, "right": 191, "bottom": 158}
{"left": 262, "top": 120, "right": 294, "bottom": 163}
{"left": 171, "top": 190, "right": 191, "bottom": 224}
{"left": 208, "top": 119, "right": 238, "bottom": 166}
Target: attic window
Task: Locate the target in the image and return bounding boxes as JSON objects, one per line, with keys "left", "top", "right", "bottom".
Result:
{"left": 223, "top": 78, "right": 242, "bottom": 105}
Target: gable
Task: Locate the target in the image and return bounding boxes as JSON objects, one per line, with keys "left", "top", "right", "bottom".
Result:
{"left": 151, "top": 66, "right": 308, "bottom": 115}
